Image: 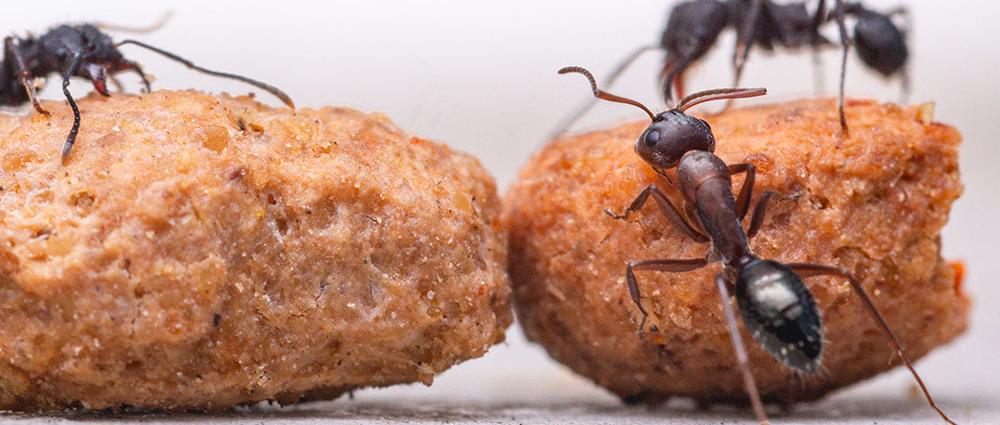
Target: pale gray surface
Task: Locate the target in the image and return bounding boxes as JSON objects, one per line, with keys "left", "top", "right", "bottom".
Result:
{"left": 1, "top": 0, "right": 998, "bottom": 423}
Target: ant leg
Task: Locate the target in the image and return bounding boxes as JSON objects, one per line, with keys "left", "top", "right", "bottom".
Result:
{"left": 108, "top": 75, "right": 125, "bottom": 93}
{"left": 714, "top": 274, "right": 770, "bottom": 424}
{"left": 721, "top": 0, "right": 764, "bottom": 113}
{"left": 606, "top": 184, "right": 709, "bottom": 243}
{"left": 626, "top": 258, "right": 709, "bottom": 332}
{"left": 548, "top": 45, "right": 661, "bottom": 140}
{"left": 122, "top": 60, "right": 152, "bottom": 93}
{"left": 660, "top": 57, "right": 689, "bottom": 106}
{"left": 728, "top": 162, "right": 757, "bottom": 220}
{"left": 746, "top": 191, "right": 778, "bottom": 238}
{"left": 787, "top": 263, "right": 957, "bottom": 425}
{"left": 811, "top": 0, "right": 828, "bottom": 95}
{"left": 683, "top": 199, "right": 709, "bottom": 240}
{"left": 833, "top": 0, "right": 850, "bottom": 133}
{"left": 60, "top": 53, "right": 84, "bottom": 164}
{"left": 4, "top": 37, "right": 50, "bottom": 116}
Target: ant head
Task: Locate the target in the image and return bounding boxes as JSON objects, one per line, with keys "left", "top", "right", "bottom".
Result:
{"left": 77, "top": 25, "right": 127, "bottom": 65}
{"left": 635, "top": 110, "right": 714, "bottom": 170}
{"left": 557, "top": 66, "right": 766, "bottom": 172}
{"left": 736, "top": 259, "right": 822, "bottom": 373}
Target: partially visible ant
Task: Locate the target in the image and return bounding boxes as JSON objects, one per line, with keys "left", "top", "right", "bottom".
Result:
{"left": 2, "top": 22, "right": 295, "bottom": 163}
{"left": 551, "top": 0, "right": 909, "bottom": 137}
{"left": 558, "top": 66, "right": 955, "bottom": 425}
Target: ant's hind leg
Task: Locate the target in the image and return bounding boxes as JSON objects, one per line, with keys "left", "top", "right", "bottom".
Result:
{"left": 787, "top": 263, "right": 957, "bottom": 425}
{"left": 720, "top": 0, "right": 764, "bottom": 114}
{"left": 626, "top": 258, "right": 709, "bottom": 332}
{"left": 606, "top": 184, "right": 709, "bottom": 242}
{"left": 5, "top": 37, "right": 49, "bottom": 116}
{"left": 833, "top": 0, "right": 850, "bottom": 133}
{"left": 714, "top": 274, "right": 770, "bottom": 424}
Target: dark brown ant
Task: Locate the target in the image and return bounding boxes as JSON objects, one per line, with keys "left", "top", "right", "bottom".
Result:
{"left": 2, "top": 23, "right": 295, "bottom": 163}
{"left": 559, "top": 66, "right": 955, "bottom": 425}
{"left": 551, "top": 0, "right": 909, "bottom": 137}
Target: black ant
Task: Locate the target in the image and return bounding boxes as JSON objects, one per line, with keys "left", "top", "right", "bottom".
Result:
{"left": 551, "top": 0, "right": 909, "bottom": 137}
{"left": 558, "top": 66, "right": 955, "bottom": 425}
{"left": 2, "top": 23, "right": 295, "bottom": 163}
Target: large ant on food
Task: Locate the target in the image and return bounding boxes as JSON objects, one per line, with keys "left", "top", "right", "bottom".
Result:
{"left": 559, "top": 66, "right": 955, "bottom": 425}
{"left": 552, "top": 0, "right": 909, "bottom": 137}
{"left": 2, "top": 22, "right": 295, "bottom": 163}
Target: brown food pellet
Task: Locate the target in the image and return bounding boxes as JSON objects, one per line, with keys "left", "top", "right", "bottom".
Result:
{"left": 0, "top": 90, "right": 512, "bottom": 411}
{"left": 504, "top": 98, "right": 969, "bottom": 404}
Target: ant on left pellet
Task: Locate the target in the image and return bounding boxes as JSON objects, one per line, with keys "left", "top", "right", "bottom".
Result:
{"left": 2, "top": 22, "right": 295, "bottom": 163}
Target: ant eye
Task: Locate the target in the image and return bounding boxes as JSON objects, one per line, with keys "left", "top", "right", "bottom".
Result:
{"left": 643, "top": 131, "right": 660, "bottom": 147}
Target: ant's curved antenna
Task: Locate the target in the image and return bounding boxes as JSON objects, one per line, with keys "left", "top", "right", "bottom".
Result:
{"left": 676, "top": 87, "right": 766, "bottom": 112}
{"left": 115, "top": 39, "right": 295, "bottom": 108}
{"left": 558, "top": 66, "right": 655, "bottom": 121}
{"left": 94, "top": 11, "right": 174, "bottom": 34}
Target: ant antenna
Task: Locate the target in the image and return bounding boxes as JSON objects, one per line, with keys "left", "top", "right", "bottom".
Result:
{"left": 676, "top": 87, "right": 766, "bottom": 112}
{"left": 558, "top": 66, "right": 655, "bottom": 121}
{"left": 115, "top": 39, "right": 295, "bottom": 108}
{"left": 94, "top": 11, "right": 174, "bottom": 34}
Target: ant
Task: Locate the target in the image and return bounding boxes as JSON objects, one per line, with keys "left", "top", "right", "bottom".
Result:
{"left": 551, "top": 0, "right": 909, "bottom": 137}
{"left": 2, "top": 22, "right": 295, "bottom": 163}
{"left": 558, "top": 66, "right": 955, "bottom": 425}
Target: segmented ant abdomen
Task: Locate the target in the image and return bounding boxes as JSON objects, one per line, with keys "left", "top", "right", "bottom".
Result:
{"left": 661, "top": 0, "right": 729, "bottom": 58}
{"left": 853, "top": 11, "right": 908, "bottom": 77}
{"left": 736, "top": 259, "right": 822, "bottom": 373}
{"left": 634, "top": 110, "right": 715, "bottom": 170}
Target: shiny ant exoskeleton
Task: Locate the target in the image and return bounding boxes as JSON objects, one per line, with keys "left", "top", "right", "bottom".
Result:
{"left": 2, "top": 23, "right": 295, "bottom": 163}
{"left": 558, "top": 66, "right": 954, "bottom": 425}
{"left": 552, "top": 0, "right": 909, "bottom": 137}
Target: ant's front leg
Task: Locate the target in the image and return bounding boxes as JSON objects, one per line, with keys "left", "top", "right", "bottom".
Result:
{"left": 625, "top": 258, "right": 709, "bottom": 333}
{"left": 4, "top": 37, "right": 50, "bottom": 116}
{"left": 60, "top": 52, "right": 84, "bottom": 164}
{"left": 606, "top": 184, "right": 708, "bottom": 242}
{"left": 728, "top": 162, "right": 758, "bottom": 220}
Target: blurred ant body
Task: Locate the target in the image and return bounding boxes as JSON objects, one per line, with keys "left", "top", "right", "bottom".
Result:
{"left": 559, "top": 66, "right": 954, "bottom": 425}
{"left": 552, "top": 0, "right": 909, "bottom": 137}
{"left": 2, "top": 22, "right": 294, "bottom": 163}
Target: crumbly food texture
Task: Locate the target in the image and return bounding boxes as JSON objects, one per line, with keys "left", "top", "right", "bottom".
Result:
{"left": 504, "top": 99, "right": 968, "bottom": 403}
{"left": 0, "top": 91, "right": 512, "bottom": 411}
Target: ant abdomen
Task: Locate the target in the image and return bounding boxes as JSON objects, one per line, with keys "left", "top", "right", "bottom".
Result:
{"left": 736, "top": 259, "right": 823, "bottom": 373}
{"left": 852, "top": 10, "right": 909, "bottom": 77}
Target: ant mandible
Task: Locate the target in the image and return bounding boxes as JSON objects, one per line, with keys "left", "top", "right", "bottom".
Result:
{"left": 551, "top": 0, "right": 909, "bottom": 137}
{"left": 558, "top": 66, "right": 955, "bottom": 425}
{"left": 1, "top": 23, "right": 295, "bottom": 164}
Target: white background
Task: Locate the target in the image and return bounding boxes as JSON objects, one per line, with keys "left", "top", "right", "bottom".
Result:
{"left": 2, "top": 1, "right": 998, "bottom": 423}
